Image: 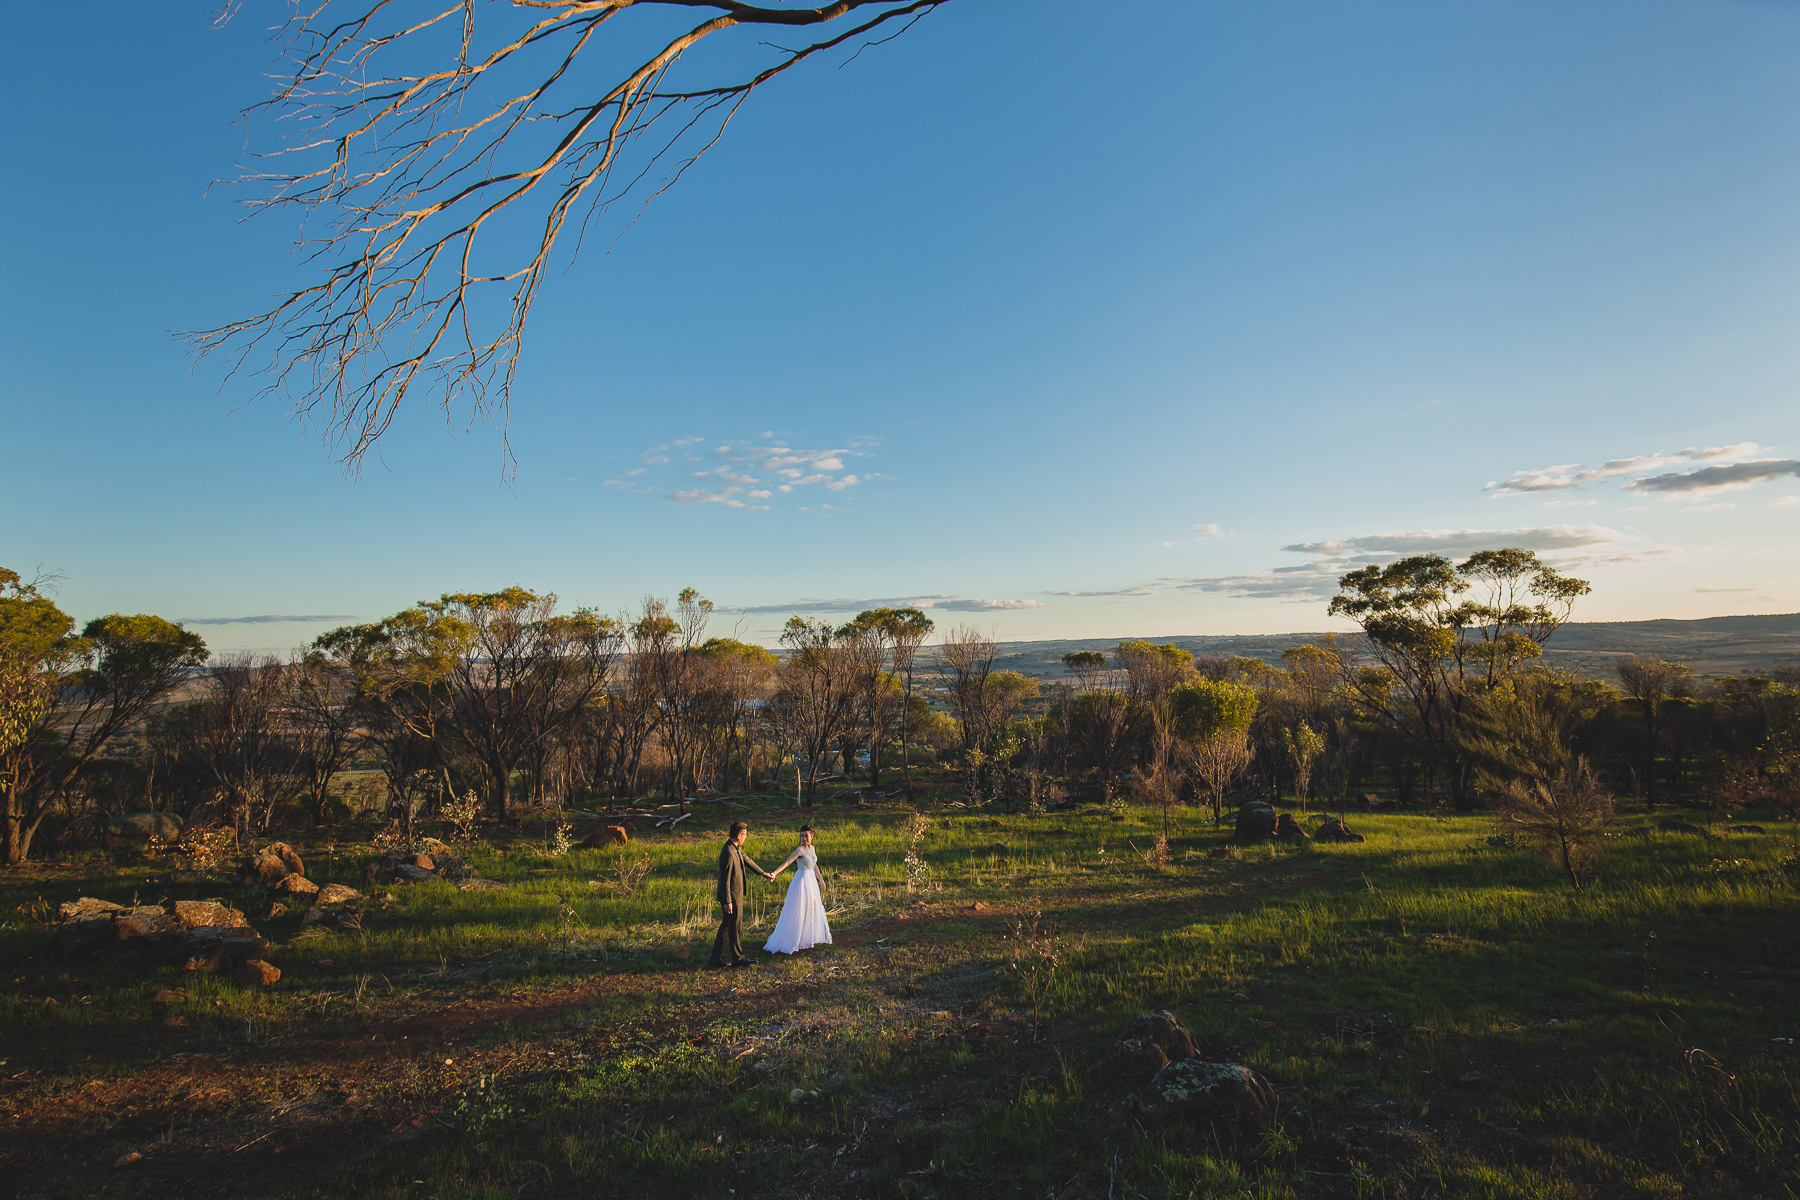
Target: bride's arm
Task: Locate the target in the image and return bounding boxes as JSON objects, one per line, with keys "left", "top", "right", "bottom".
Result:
{"left": 771, "top": 846, "right": 803, "bottom": 875}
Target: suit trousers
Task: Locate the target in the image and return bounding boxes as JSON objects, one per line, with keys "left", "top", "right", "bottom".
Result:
{"left": 711, "top": 905, "right": 744, "bottom": 963}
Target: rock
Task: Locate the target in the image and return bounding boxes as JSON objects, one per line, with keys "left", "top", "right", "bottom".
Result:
{"left": 184, "top": 926, "right": 269, "bottom": 972}
{"left": 301, "top": 907, "right": 327, "bottom": 927}
{"left": 1122, "top": 1009, "right": 1204, "bottom": 1062}
{"left": 421, "top": 837, "right": 456, "bottom": 857}
{"left": 267, "top": 842, "right": 305, "bottom": 877}
{"left": 1273, "top": 814, "right": 1310, "bottom": 840}
{"left": 113, "top": 907, "right": 179, "bottom": 940}
{"left": 1137, "top": 1060, "right": 1277, "bottom": 1124}
{"left": 1656, "top": 820, "right": 1713, "bottom": 837}
{"left": 229, "top": 959, "right": 281, "bottom": 987}
{"left": 172, "top": 900, "right": 247, "bottom": 930}
{"left": 1092, "top": 1010, "right": 1207, "bottom": 1087}
{"left": 57, "top": 897, "right": 124, "bottom": 922}
{"left": 1234, "top": 802, "right": 1277, "bottom": 842}
{"left": 1314, "top": 818, "right": 1367, "bottom": 844}
{"left": 393, "top": 863, "right": 435, "bottom": 883}
{"left": 151, "top": 988, "right": 187, "bottom": 1004}
{"left": 273, "top": 873, "right": 319, "bottom": 895}
{"left": 105, "top": 811, "right": 184, "bottom": 848}
{"left": 1232, "top": 993, "right": 1250, "bottom": 1003}
{"left": 1358, "top": 793, "right": 1381, "bottom": 805}
{"left": 161, "top": 1016, "right": 185, "bottom": 1028}
{"left": 584, "top": 825, "right": 630, "bottom": 849}
{"left": 408, "top": 853, "right": 437, "bottom": 872}
{"left": 456, "top": 877, "right": 507, "bottom": 891}
{"left": 316, "top": 884, "right": 363, "bottom": 905}
{"left": 113, "top": 1150, "right": 144, "bottom": 1169}
{"left": 361, "top": 862, "right": 381, "bottom": 889}
{"left": 265, "top": 902, "right": 289, "bottom": 920}
{"left": 1727, "top": 824, "right": 1768, "bottom": 835}
{"left": 1209, "top": 846, "right": 1234, "bottom": 859}
{"left": 56, "top": 917, "right": 117, "bottom": 961}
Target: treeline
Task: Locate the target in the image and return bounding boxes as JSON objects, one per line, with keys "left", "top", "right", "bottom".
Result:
{"left": 5, "top": 552, "right": 1798, "bottom": 867}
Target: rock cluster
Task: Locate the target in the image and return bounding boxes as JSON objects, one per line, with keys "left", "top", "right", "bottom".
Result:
{"left": 373, "top": 845, "right": 501, "bottom": 890}
{"left": 1092, "top": 1010, "right": 1276, "bottom": 1124}
{"left": 53, "top": 897, "right": 279, "bottom": 986}
{"left": 1313, "top": 816, "right": 1367, "bottom": 843}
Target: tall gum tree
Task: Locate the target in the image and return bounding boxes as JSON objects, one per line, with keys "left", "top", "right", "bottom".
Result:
{"left": 1328, "top": 548, "right": 1590, "bottom": 811}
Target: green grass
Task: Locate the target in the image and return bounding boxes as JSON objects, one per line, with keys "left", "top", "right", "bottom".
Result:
{"left": 0, "top": 798, "right": 1795, "bottom": 1199}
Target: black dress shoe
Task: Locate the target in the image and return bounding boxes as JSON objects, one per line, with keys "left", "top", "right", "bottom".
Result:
{"left": 730, "top": 958, "right": 757, "bottom": 968}
{"left": 706, "top": 960, "right": 729, "bottom": 969}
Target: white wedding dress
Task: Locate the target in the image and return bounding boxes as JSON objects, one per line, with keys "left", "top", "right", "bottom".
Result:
{"left": 762, "top": 846, "right": 833, "bottom": 954}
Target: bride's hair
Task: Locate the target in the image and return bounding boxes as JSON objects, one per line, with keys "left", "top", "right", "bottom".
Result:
{"left": 799, "top": 825, "right": 814, "bottom": 841}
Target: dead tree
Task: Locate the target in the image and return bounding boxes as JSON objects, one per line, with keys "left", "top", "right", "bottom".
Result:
{"left": 194, "top": 0, "right": 953, "bottom": 468}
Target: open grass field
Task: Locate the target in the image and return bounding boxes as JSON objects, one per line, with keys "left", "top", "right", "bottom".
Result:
{"left": 0, "top": 798, "right": 1795, "bottom": 1199}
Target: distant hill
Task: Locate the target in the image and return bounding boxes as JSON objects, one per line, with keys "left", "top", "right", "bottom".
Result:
{"left": 986, "top": 613, "right": 1800, "bottom": 683}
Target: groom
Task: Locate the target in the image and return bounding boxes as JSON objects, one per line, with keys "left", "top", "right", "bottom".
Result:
{"left": 710, "top": 820, "right": 774, "bottom": 968}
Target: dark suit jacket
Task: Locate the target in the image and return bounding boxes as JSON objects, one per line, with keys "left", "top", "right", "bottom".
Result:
{"left": 717, "top": 840, "right": 766, "bottom": 907}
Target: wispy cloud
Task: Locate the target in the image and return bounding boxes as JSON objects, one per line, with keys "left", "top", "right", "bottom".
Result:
{"left": 1041, "top": 586, "right": 1160, "bottom": 598}
{"left": 1191, "top": 524, "right": 1228, "bottom": 537}
{"left": 1694, "top": 587, "right": 1758, "bottom": 593}
{"left": 724, "top": 594, "right": 1044, "bottom": 616}
{"left": 1282, "top": 525, "right": 1623, "bottom": 558}
{"left": 1485, "top": 443, "right": 1764, "bottom": 496}
{"left": 605, "top": 432, "right": 880, "bottom": 511}
{"left": 177, "top": 614, "right": 357, "bottom": 626}
{"left": 1624, "top": 459, "right": 1800, "bottom": 499}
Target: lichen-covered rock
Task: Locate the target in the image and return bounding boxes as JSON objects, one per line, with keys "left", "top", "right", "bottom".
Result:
{"left": 1138, "top": 1060, "right": 1277, "bottom": 1123}
{"left": 393, "top": 862, "right": 434, "bottom": 883}
{"left": 184, "top": 926, "right": 269, "bottom": 973}
{"left": 273, "top": 873, "right": 319, "bottom": 895}
{"left": 105, "top": 811, "right": 184, "bottom": 848}
{"left": 1091, "top": 1010, "right": 1208, "bottom": 1087}
{"left": 1234, "top": 802, "right": 1277, "bottom": 842}
{"left": 58, "top": 897, "right": 124, "bottom": 922}
{"left": 172, "top": 900, "right": 247, "bottom": 930}
{"left": 315, "top": 884, "right": 362, "bottom": 905}
{"left": 113, "top": 907, "right": 179, "bottom": 940}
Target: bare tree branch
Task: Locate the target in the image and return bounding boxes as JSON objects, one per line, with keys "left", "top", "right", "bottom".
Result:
{"left": 189, "top": 0, "right": 952, "bottom": 471}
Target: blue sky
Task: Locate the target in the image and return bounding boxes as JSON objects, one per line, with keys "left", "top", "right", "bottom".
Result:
{"left": 4, "top": 1, "right": 1799, "bottom": 652}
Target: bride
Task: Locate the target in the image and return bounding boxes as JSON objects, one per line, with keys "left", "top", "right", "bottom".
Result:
{"left": 762, "top": 826, "right": 833, "bottom": 955}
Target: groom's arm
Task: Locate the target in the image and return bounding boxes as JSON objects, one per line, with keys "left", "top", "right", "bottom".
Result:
{"left": 717, "top": 846, "right": 734, "bottom": 908}
{"left": 740, "top": 853, "right": 774, "bottom": 880}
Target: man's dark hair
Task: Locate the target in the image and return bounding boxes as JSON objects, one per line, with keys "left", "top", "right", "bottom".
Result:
{"left": 729, "top": 821, "right": 748, "bottom": 838}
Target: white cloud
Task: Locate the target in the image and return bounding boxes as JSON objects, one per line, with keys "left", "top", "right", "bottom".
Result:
{"left": 606, "top": 434, "right": 879, "bottom": 511}
{"left": 1485, "top": 443, "right": 1766, "bottom": 496}
{"left": 1680, "top": 502, "right": 1738, "bottom": 513}
{"left": 1191, "top": 524, "right": 1228, "bottom": 537}
{"left": 1772, "top": 495, "right": 1800, "bottom": 508}
{"left": 1694, "top": 587, "right": 1757, "bottom": 593}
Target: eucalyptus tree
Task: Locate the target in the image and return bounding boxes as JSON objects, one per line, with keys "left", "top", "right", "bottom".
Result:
{"left": 869, "top": 607, "right": 934, "bottom": 796}
{"left": 775, "top": 617, "right": 859, "bottom": 805}
{"left": 1329, "top": 549, "right": 1590, "bottom": 809}
{"left": 1613, "top": 654, "right": 1694, "bottom": 802}
{"left": 1061, "top": 649, "right": 1133, "bottom": 801}
{"left": 288, "top": 650, "right": 365, "bottom": 825}
{"left": 697, "top": 638, "right": 778, "bottom": 792}
{"left": 1, "top": 568, "right": 207, "bottom": 863}
{"left": 1171, "top": 679, "right": 1259, "bottom": 825}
